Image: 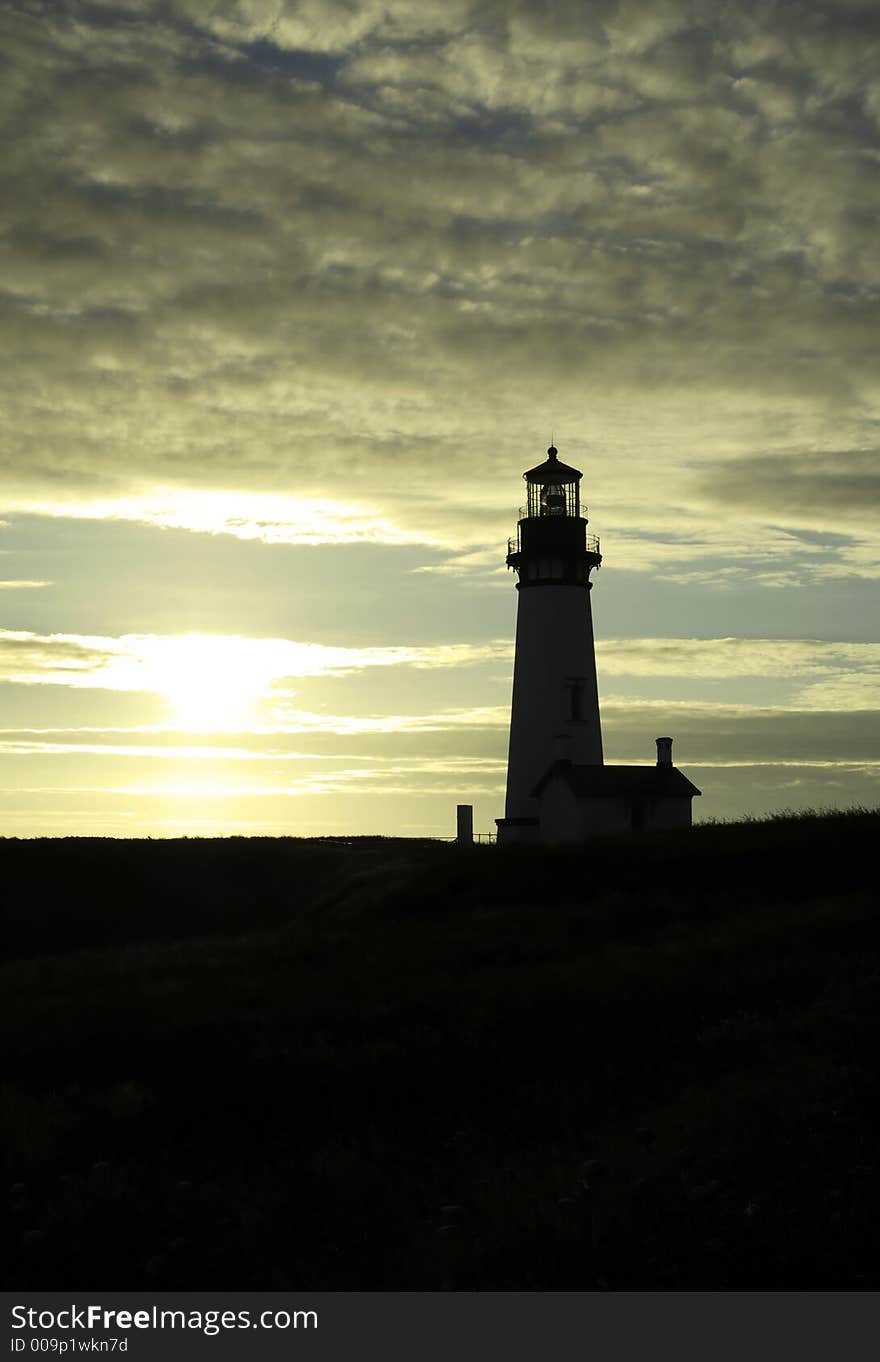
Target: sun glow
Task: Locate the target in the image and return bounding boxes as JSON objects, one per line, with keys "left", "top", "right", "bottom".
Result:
{"left": 145, "top": 636, "right": 278, "bottom": 732}
{"left": 10, "top": 487, "right": 425, "bottom": 546}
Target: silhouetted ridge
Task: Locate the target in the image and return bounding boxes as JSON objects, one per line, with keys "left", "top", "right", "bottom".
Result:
{"left": 2, "top": 808, "right": 877, "bottom": 1290}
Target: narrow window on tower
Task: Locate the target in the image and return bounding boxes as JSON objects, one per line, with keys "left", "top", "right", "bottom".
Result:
{"left": 568, "top": 679, "right": 585, "bottom": 722}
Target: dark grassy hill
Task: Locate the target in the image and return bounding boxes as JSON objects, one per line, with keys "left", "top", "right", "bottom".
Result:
{"left": 2, "top": 809, "right": 879, "bottom": 1289}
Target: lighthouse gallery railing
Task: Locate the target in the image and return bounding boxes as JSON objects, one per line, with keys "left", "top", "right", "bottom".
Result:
{"left": 507, "top": 527, "right": 601, "bottom": 556}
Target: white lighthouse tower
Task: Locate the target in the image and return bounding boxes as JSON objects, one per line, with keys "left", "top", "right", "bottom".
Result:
{"left": 495, "top": 445, "right": 603, "bottom": 846}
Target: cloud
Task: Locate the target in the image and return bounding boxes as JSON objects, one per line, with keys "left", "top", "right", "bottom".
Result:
{"left": 1, "top": 703, "right": 876, "bottom": 837}
{"left": 0, "top": 0, "right": 876, "bottom": 592}
{"left": 8, "top": 489, "right": 432, "bottom": 547}
{"left": 263, "top": 704, "right": 509, "bottom": 734}
{"left": 0, "top": 628, "right": 510, "bottom": 693}
{"left": 2, "top": 628, "right": 878, "bottom": 711}
{"left": 699, "top": 449, "right": 880, "bottom": 524}
{"left": 600, "top": 700, "right": 880, "bottom": 765}
{"left": 597, "top": 636, "right": 880, "bottom": 684}
{"left": 0, "top": 0, "right": 877, "bottom": 836}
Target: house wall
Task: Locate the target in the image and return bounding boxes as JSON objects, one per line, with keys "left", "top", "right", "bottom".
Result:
{"left": 538, "top": 776, "right": 582, "bottom": 844}
{"left": 650, "top": 797, "right": 693, "bottom": 830}
{"left": 537, "top": 790, "right": 694, "bottom": 842}
{"left": 580, "top": 796, "right": 630, "bottom": 837}
{"left": 580, "top": 794, "right": 692, "bottom": 836}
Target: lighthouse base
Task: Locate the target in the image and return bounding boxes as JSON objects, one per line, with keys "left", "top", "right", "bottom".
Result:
{"left": 494, "top": 816, "right": 539, "bottom": 847}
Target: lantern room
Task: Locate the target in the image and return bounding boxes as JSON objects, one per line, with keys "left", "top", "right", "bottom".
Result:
{"left": 524, "top": 445, "right": 581, "bottom": 519}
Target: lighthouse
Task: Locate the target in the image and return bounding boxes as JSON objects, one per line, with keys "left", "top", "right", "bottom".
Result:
{"left": 494, "top": 445, "right": 701, "bottom": 845}
{"left": 495, "top": 445, "right": 603, "bottom": 846}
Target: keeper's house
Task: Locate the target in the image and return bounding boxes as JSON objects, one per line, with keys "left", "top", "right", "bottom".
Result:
{"left": 531, "top": 736, "right": 701, "bottom": 845}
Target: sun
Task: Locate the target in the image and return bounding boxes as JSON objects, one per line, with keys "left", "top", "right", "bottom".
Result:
{"left": 147, "top": 635, "right": 275, "bottom": 732}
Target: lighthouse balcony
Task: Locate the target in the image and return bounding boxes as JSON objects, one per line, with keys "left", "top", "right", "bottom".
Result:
{"left": 506, "top": 525, "right": 602, "bottom": 558}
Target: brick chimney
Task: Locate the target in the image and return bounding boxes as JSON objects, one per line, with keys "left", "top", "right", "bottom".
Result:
{"left": 656, "top": 736, "right": 673, "bottom": 767}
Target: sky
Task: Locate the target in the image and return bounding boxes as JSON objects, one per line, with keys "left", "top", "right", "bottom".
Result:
{"left": 1, "top": 0, "right": 878, "bottom": 837}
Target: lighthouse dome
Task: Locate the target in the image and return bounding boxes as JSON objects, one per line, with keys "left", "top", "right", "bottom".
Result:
{"left": 524, "top": 445, "right": 582, "bottom": 485}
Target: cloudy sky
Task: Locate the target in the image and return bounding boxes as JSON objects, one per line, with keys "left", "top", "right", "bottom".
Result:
{"left": 1, "top": 0, "right": 878, "bottom": 836}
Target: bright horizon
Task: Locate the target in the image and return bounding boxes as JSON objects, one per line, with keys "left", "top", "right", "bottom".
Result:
{"left": 1, "top": 1, "right": 878, "bottom": 837}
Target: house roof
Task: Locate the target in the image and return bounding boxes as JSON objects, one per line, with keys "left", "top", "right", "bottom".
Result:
{"left": 532, "top": 760, "right": 701, "bottom": 799}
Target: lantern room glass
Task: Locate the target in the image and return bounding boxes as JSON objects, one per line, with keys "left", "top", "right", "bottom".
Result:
{"left": 526, "top": 478, "right": 580, "bottom": 518}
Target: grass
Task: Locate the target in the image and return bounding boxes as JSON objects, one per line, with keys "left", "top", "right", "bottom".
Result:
{"left": 2, "top": 807, "right": 879, "bottom": 1288}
